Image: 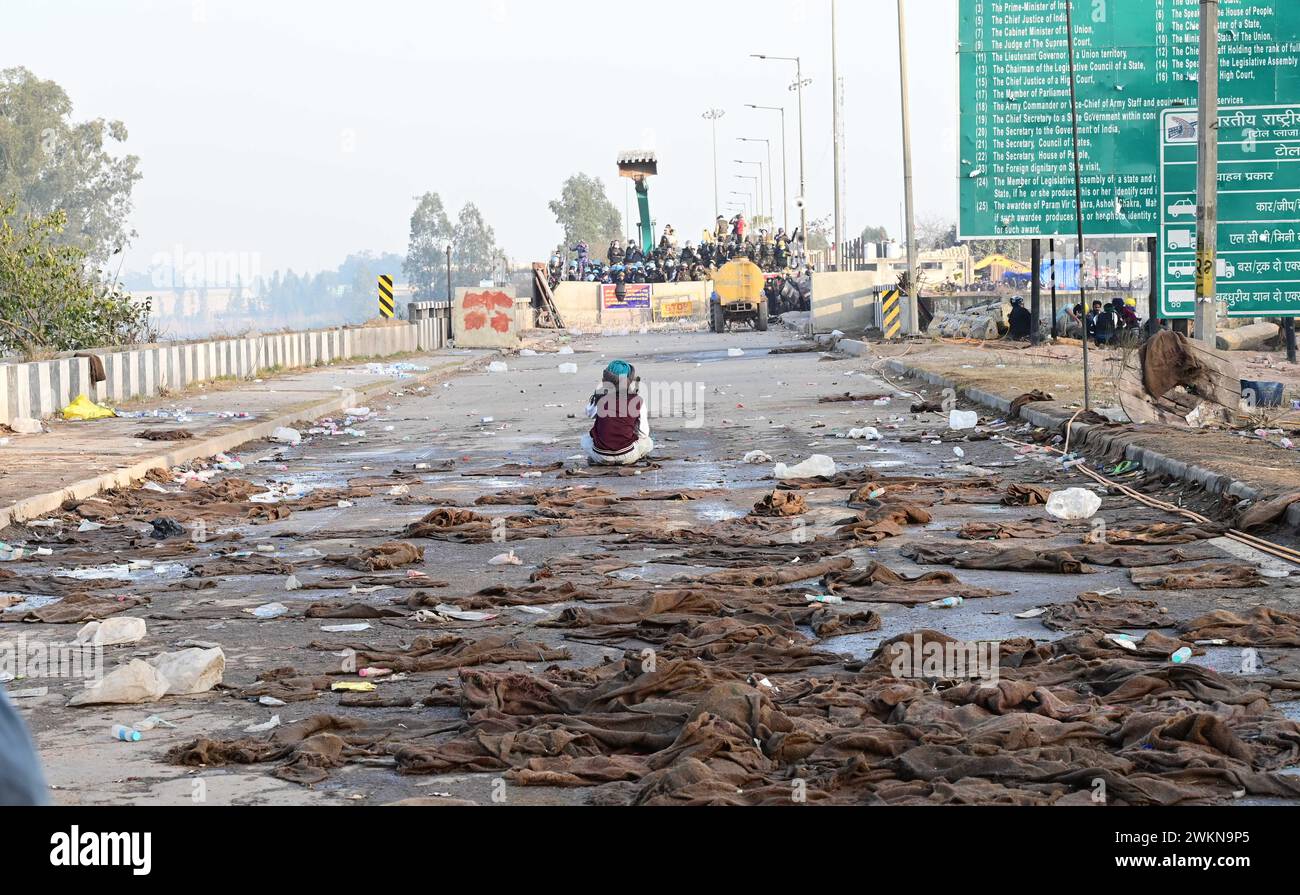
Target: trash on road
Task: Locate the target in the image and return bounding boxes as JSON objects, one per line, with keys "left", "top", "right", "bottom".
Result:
{"left": 62, "top": 395, "right": 117, "bottom": 421}
{"left": 1045, "top": 488, "right": 1103, "bottom": 521}
{"left": 775, "top": 455, "right": 837, "bottom": 481}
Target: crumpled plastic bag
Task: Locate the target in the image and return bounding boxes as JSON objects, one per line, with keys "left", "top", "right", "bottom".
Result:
{"left": 62, "top": 394, "right": 116, "bottom": 421}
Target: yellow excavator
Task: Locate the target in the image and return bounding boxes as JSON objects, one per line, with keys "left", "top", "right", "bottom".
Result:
{"left": 709, "top": 258, "right": 769, "bottom": 333}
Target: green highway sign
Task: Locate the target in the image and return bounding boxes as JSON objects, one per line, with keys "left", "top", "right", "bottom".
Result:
{"left": 1160, "top": 104, "right": 1300, "bottom": 318}
{"left": 959, "top": 0, "right": 1300, "bottom": 240}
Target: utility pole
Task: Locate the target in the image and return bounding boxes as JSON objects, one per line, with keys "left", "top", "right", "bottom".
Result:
{"left": 832, "top": 0, "right": 843, "bottom": 271}
{"left": 897, "top": 0, "right": 919, "bottom": 334}
{"left": 1065, "top": 0, "right": 1092, "bottom": 411}
{"left": 736, "top": 162, "right": 765, "bottom": 224}
{"left": 747, "top": 106, "right": 789, "bottom": 232}
{"left": 755, "top": 55, "right": 809, "bottom": 262}
{"left": 703, "top": 109, "right": 726, "bottom": 221}
{"left": 1194, "top": 0, "right": 1220, "bottom": 346}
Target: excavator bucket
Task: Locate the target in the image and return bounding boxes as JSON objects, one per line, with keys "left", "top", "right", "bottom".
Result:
{"left": 617, "top": 151, "right": 659, "bottom": 180}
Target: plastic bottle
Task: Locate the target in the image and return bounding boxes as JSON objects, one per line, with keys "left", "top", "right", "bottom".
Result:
{"left": 927, "top": 597, "right": 965, "bottom": 610}
{"left": 1171, "top": 647, "right": 1194, "bottom": 665}
{"left": 111, "top": 725, "right": 142, "bottom": 743}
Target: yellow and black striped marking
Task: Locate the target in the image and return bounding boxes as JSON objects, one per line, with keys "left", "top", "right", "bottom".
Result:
{"left": 378, "top": 275, "right": 395, "bottom": 319}
{"left": 881, "top": 289, "right": 902, "bottom": 340}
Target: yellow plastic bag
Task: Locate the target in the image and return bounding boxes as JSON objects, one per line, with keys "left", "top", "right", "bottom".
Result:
{"left": 331, "top": 682, "right": 376, "bottom": 693}
{"left": 61, "top": 394, "right": 116, "bottom": 421}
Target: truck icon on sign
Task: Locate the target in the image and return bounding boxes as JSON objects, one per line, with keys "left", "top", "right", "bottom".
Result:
{"left": 1168, "top": 230, "right": 1193, "bottom": 250}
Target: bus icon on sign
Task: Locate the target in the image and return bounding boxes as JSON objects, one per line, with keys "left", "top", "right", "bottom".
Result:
{"left": 1168, "top": 289, "right": 1195, "bottom": 307}
{"left": 1168, "top": 260, "right": 1195, "bottom": 278}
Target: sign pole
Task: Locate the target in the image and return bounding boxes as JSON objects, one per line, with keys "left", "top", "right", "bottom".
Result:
{"left": 1030, "top": 239, "right": 1042, "bottom": 346}
{"left": 1065, "top": 0, "right": 1092, "bottom": 411}
{"left": 897, "top": 0, "right": 920, "bottom": 335}
{"left": 1147, "top": 236, "right": 1160, "bottom": 337}
{"left": 1050, "top": 239, "right": 1059, "bottom": 339}
{"left": 1194, "top": 0, "right": 1220, "bottom": 346}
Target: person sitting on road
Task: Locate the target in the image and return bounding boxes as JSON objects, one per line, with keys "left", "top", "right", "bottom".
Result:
{"left": 582, "top": 361, "right": 654, "bottom": 467}
{"left": 1008, "top": 296, "right": 1033, "bottom": 341}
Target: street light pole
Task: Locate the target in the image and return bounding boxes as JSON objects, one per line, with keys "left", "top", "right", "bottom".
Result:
{"left": 754, "top": 55, "right": 809, "bottom": 263}
{"left": 746, "top": 106, "right": 789, "bottom": 232}
{"left": 1194, "top": 0, "right": 1220, "bottom": 346}
{"left": 703, "top": 109, "right": 726, "bottom": 221}
{"left": 896, "top": 0, "right": 920, "bottom": 334}
{"left": 832, "top": 0, "right": 843, "bottom": 271}
{"left": 740, "top": 138, "right": 774, "bottom": 230}
{"left": 736, "top": 161, "right": 765, "bottom": 225}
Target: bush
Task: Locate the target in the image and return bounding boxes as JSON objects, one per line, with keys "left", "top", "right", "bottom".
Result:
{"left": 0, "top": 197, "right": 155, "bottom": 358}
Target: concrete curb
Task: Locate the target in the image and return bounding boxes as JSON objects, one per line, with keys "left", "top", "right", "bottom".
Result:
{"left": 0, "top": 358, "right": 478, "bottom": 531}
{"left": 881, "top": 358, "right": 1300, "bottom": 530}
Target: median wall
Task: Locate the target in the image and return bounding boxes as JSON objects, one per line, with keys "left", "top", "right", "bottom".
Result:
{"left": 810, "top": 270, "right": 905, "bottom": 334}
{"left": 0, "top": 319, "right": 449, "bottom": 426}
{"left": 551, "top": 281, "right": 713, "bottom": 328}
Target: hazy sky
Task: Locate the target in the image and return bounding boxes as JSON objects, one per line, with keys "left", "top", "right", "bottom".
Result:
{"left": 8, "top": 0, "right": 959, "bottom": 277}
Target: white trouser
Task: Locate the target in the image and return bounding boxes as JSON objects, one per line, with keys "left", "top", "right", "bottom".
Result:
{"left": 581, "top": 434, "right": 655, "bottom": 467}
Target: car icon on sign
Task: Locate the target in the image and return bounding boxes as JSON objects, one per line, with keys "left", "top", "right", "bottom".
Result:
{"left": 1168, "top": 199, "right": 1196, "bottom": 218}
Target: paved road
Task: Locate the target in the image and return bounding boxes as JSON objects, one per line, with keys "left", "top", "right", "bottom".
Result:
{"left": 5, "top": 329, "right": 1299, "bottom": 806}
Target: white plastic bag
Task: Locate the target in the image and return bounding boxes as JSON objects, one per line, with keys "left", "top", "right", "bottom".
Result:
{"left": 775, "top": 455, "right": 837, "bottom": 481}
{"left": 271, "top": 427, "right": 302, "bottom": 446}
{"left": 76, "top": 617, "right": 147, "bottom": 647}
{"left": 1045, "top": 488, "right": 1103, "bottom": 521}
{"left": 69, "top": 660, "right": 169, "bottom": 706}
{"left": 148, "top": 648, "right": 225, "bottom": 695}
{"left": 949, "top": 410, "right": 979, "bottom": 431}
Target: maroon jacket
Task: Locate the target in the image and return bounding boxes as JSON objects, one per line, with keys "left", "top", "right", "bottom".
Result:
{"left": 590, "top": 391, "right": 644, "bottom": 455}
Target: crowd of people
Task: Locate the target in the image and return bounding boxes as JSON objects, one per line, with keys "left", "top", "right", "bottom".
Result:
{"left": 1053, "top": 297, "right": 1142, "bottom": 346}
{"left": 548, "top": 214, "right": 804, "bottom": 287}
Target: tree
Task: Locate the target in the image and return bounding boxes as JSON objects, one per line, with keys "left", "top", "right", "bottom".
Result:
{"left": 859, "top": 224, "right": 890, "bottom": 244}
{"left": 403, "top": 192, "right": 453, "bottom": 299}
{"left": 0, "top": 67, "right": 142, "bottom": 266}
{"left": 452, "top": 203, "right": 500, "bottom": 287}
{"left": 0, "top": 199, "right": 153, "bottom": 358}
{"left": 916, "top": 215, "right": 959, "bottom": 252}
{"left": 548, "top": 174, "right": 622, "bottom": 253}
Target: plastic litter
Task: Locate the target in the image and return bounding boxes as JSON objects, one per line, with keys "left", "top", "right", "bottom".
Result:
{"left": 332, "top": 682, "right": 376, "bottom": 693}
{"left": 948, "top": 410, "right": 979, "bottom": 431}
{"left": 490, "top": 551, "right": 523, "bottom": 567}
{"left": 927, "top": 597, "right": 965, "bottom": 610}
{"left": 147, "top": 648, "right": 225, "bottom": 695}
{"left": 488, "top": 362, "right": 509, "bottom": 374}
{"left": 559, "top": 363, "right": 579, "bottom": 374}
{"left": 251, "top": 602, "right": 291, "bottom": 620}
{"left": 69, "top": 661, "right": 169, "bottom": 706}
{"left": 845, "top": 428, "right": 882, "bottom": 441}
{"left": 62, "top": 395, "right": 116, "bottom": 421}
{"left": 244, "top": 715, "right": 281, "bottom": 734}
{"left": 320, "top": 623, "right": 372, "bottom": 634}
{"left": 271, "top": 427, "right": 302, "bottom": 446}
{"left": 111, "top": 725, "right": 143, "bottom": 743}
{"left": 9, "top": 417, "right": 43, "bottom": 435}
{"left": 775, "top": 455, "right": 837, "bottom": 481}
{"left": 1171, "top": 647, "right": 1194, "bottom": 665}
{"left": 76, "top": 618, "right": 147, "bottom": 647}
{"left": 805, "top": 595, "right": 844, "bottom": 605}
{"left": 743, "top": 451, "right": 773, "bottom": 464}
{"left": 150, "top": 518, "right": 186, "bottom": 541}
{"left": 1045, "top": 488, "right": 1103, "bottom": 521}
{"left": 285, "top": 575, "right": 303, "bottom": 592}
{"left": 434, "top": 605, "right": 499, "bottom": 622}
